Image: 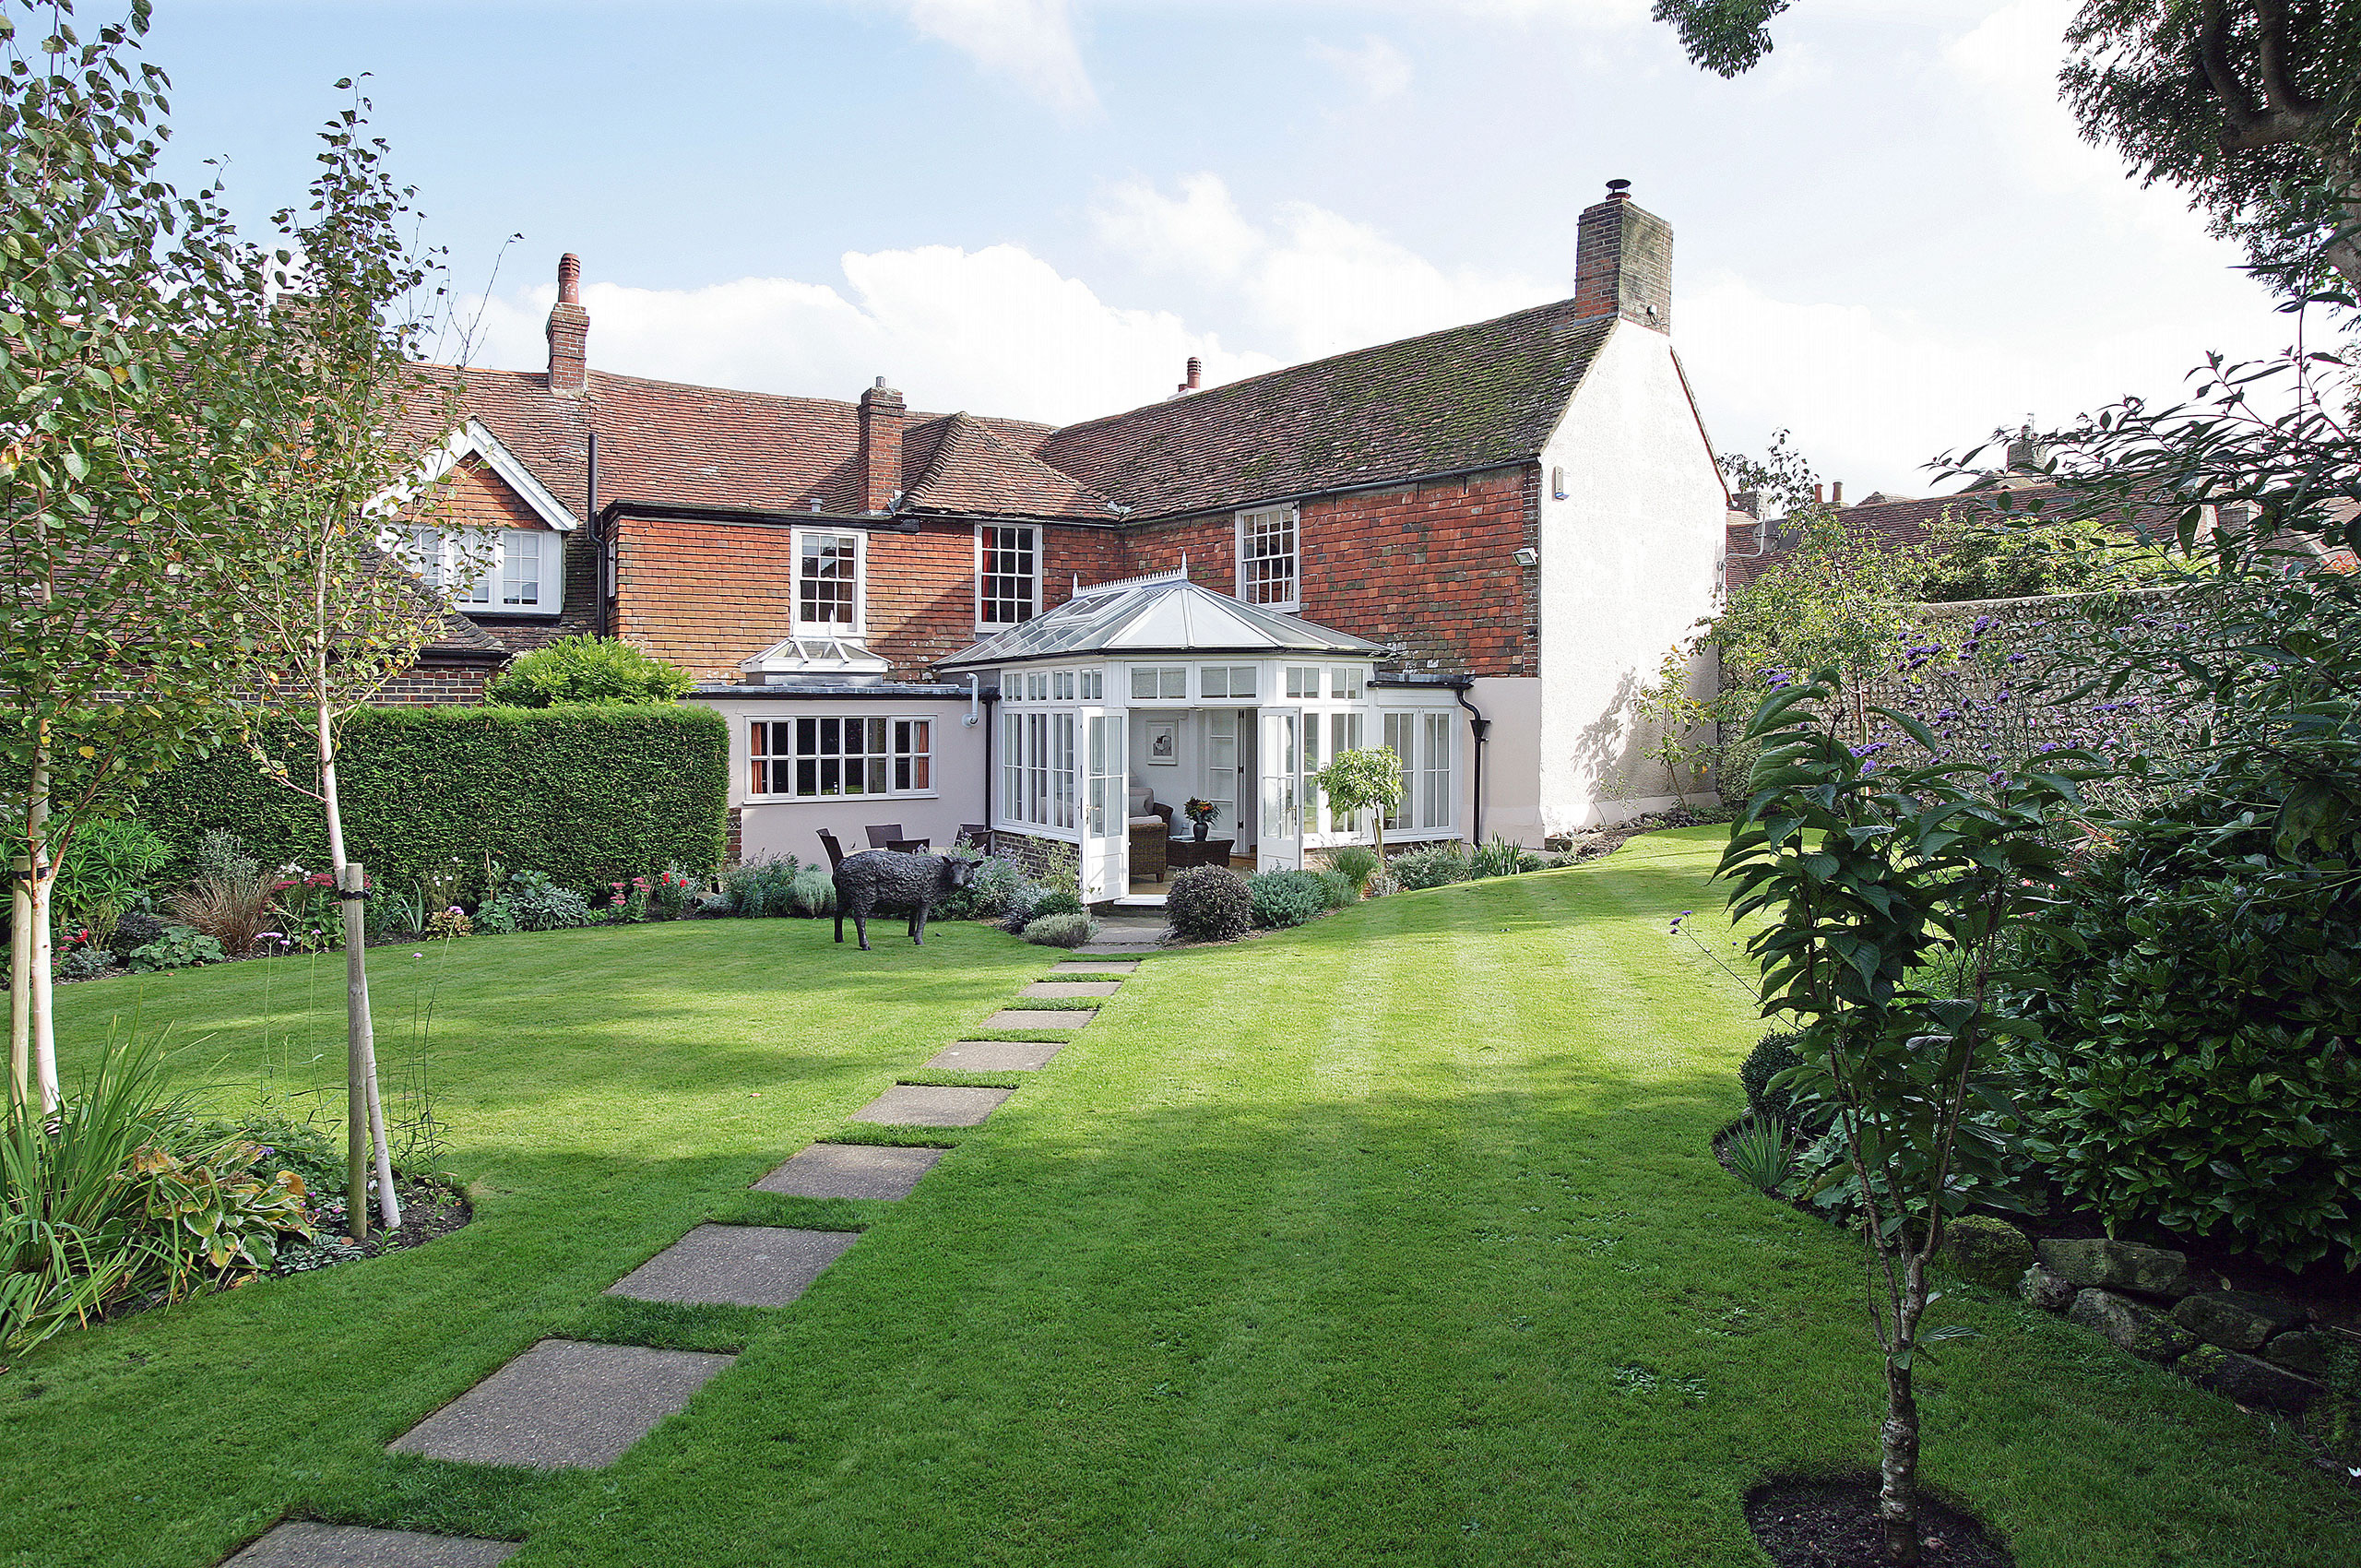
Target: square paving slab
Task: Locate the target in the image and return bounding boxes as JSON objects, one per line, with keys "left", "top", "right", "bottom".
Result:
{"left": 386, "top": 1339, "right": 734, "bottom": 1470}
{"left": 607, "top": 1224, "right": 857, "bottom": 1308}
{"left": 851, "top": 1084, "right": 1012, "bottom": 1125}
{"left": 1050, "top": 959, "right": 1138, "bottom": 974}
{"left": 754, "top": 1142, "right": 944, "bottom": 1199}
{"left": 984, "top": 1009, "right": 1089, "bottom": 1030}
{"left": 223, "top": 1524, "right": 518, "bottom": 1567}
{"left": 1074, "top": 945, "right": 1157, "bottom": 957}
{"left": 923, "top": 1039, "right": 1066, "bottom": 1073}
{"left": 1020, "top": 980, "right": 1120, "bottom": 999}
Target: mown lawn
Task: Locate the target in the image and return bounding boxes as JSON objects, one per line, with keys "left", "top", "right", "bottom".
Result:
{"left": 3, "top": 827, "right": 2351, "bottom": 1566}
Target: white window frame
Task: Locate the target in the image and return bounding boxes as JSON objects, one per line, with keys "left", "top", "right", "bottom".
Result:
{"left": 975, "top": 523, "right": 1041, "bottom": 629}
{"left": 748, "top": 713, "right": 934, "bottom": 802}
{"left": 397, "top": 526, "right": 564, "bottom": 616}
{"left": 1236, "top": 505, "right": 1300, "bottom": 612}
{"left": 793, "top": 528, "right": 866, "bottom": 633}
{"left": 1129, "top": 665, "right": 1188, "bottom": 701}
{"left": 1199, "top": 665, "right": 1258, "bottom": 700}
{"left": 1380, "top": 707, "right": 1457, "bottom": 839}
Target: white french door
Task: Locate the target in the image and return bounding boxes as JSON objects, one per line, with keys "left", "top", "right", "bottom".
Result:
{"left": 1079, "top": 708, "right": 1124, "bottom": 901}
{"left": 1257, "top": 707, "right": 1303, "bottom": 872}
{"left": 1204, "top": 710, "right": 1239, "bottom": 835}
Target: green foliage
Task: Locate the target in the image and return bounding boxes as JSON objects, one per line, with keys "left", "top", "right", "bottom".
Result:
{"left": 138, "top": 707, "right": 729, "bottom": 895}
{"left": 1020, "top": 912, "right": 1097, "bottom": 948}
{"left": 936, "top": 850, "right": 1019, "bottom": 921}
{"left": 123, "top": 927, "right": 224, "bottom": 975}
{"left": 487, "top": 636, "right": 694, "bottom": 708}
{"left": 1470, "top": 835, "right": 1542, "bottom": 878}
{"left": 1026, "top": 888, "right": 1085, "bottom": 921}
{"left": 1918, "top": 505, "right": 2187, "bottom": 603}
{"left": 1723, "top": 1115, "right": 1791, "bottom": 1195}
{"left": 193, "top": 1111, "right": 345, "bottom": 1204}
{"left": 1312, "top": 746, "right": 1409, "bottom": 857}
{"left": 2009, "top": 814, "right": 2361, "bottom": 1269}
{"left": 51, "top": 818, "right": 171, "bottom": 943}
{"left": 1167, "top": 865, "right": 1252, "bottom": 942}
{"left": 719, "top": 857, "right": 802, "bottom": 918}
{"left": 1311, "top": 868, "right": 1357, "bottom": 910}
{"left": 1738, "top": 1029, "right": 1825, "bottom": 1131}
{"left": 1390, "top": 843, "right": 1472, "bottom": 890}
{"left": 1650, "top": 0, "right": 1789, "bottom": 77}
{"left": 789, "top": 867, "right": 836, "bottom": 918}
{"left": 479, "top": 870, "right": 598, "bottom": 933}
{"left": 1324, "top": 845, "right": 1381, "bottom": 895}
{"left": 1246, "top": 870, "right": 1329, "bottom": 930}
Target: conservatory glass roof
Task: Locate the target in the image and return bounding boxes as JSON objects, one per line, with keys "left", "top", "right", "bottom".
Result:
{"left": 937, "top": 570, "right": 1384, "bottom": 670}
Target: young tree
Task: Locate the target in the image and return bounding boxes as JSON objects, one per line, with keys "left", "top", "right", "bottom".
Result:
{"left": 1721, "top": 673, "right": 2088, "bottom": 1566}
{"left": 0, "top": 0, "right": 252, "bottom": 1111}
{"left": 204, "top": 87, "right": 470, "bottom": 1236}
{"left": 1311, "top": 747, "right": 1408, "bottom": 864}
{"left": 1653, "top": 0, "right": 2361, "bottom": 294}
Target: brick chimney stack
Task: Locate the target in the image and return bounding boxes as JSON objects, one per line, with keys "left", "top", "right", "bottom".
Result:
{"left": 546, "top": 253, "right": 588, "bottom": 398}
{"left": 858, "top": 376, "right": 905, "bottom": 514}
{"left": 1572, "top": 180, "right": 1673, "bottom": 334}
{"left": 1177, "top": 355, "right": 1202, "bottom": 395}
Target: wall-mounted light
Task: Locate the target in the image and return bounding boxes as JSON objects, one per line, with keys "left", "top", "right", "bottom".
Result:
{"left": 1513, "top": 546, "right": 1538, "bottom": 568}
{"left": 1551, "top": 466, "right": 1567, "bottom": 500}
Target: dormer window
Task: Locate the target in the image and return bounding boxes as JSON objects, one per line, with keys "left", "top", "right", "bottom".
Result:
{"left": 399, "top": 526, "right": 563, "bottom": 615}
{"left": 1237, "top": 505, "right": 1299, "bottom": 611}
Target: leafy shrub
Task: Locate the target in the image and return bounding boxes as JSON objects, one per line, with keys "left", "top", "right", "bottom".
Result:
{"left": 721, "top": 856, "right": 801, "bottom": 917}
{"left": 1325, "top": 845, "right": 1381, "bottom": 895}
{"left": 171, "top": 844, "right": 274, "bottom": 958}
{"left": 789, "top": 867, "right": 837, "bottom": 917}
{"left": 1470, "top": 835, "right": 1537, "bottom": 878}
{"left": 2010, "top": 818, "right": 2361, "bottom": 1269}
{"left": 125, "top": 925, "right": 225, "bottom": 974}
{"left": 1246, "top": 870, "right": 1328, "bottom": 930}
{"left": 53, "top": 817, "right": 171, "bottom": 945}
{"left": 194, "top": 1111, "right": 345, "bottom": 1204}
{"left": 481, "top": 869, "right": 596, "bottom": 932}
{"left": 1311, "top": 868, "right": 1357, "bottom": 910}
{"left": 1028, "top": 888, "right": 1085, "bottom": 921}
{"left": 111, "top": 909, "right": 167, "bottom": 952}
{"left": 1738, "top": 1030, "right": 1828, "bottom": 1132}
{"left": 1391, "top": 844, "right": 1471, "bottom": 890}
{"left": 1167, "top": 865, "right": 1252, "bottom": 942}
{"left": 1021, "top": 911, "right": 1097, "bottom": 947}
{"left": 1365, "top": 871, "right": 1400, "bottom": 898}
{"left": 935, "top": 850, "right": 1017, "bottom": 921}
{"left": 137, "top": 707, "right": 728, "bottom": 895}
{"left": 485, "top": 635, "right": 694, "bottom": 707}
{"left": 1000, "top": 881, "right": 1052, "bottom": 932}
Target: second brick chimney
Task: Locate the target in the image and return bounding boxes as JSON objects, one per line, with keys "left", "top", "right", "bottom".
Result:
{"left": 1176, "top": 355, "right": 1202, "bottom": 396}
{"left": 858, "top": 376, "right": 905, "bottom": 514}
{"left": 1572, "top": 180, "right": 1673, "bottom": 334}
{"left": 546, "top": 253, "right": 588, "bottom": 398}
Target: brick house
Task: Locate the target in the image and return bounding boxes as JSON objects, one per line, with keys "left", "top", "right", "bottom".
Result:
{"left": 403, "top": 183, "right": 1730, "bottom": 897}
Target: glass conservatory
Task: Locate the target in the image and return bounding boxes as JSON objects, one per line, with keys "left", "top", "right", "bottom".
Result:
{"left": 936, "top": 569, "right": 1463, "bottom": 902}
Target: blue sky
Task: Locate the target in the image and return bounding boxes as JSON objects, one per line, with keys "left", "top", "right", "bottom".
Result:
{"left": 150, "top": 0, "right": 2299, "bottom": 493}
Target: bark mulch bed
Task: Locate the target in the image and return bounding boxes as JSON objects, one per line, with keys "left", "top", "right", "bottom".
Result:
{"left": 275, "top": 1176, "right": 471, "bottom": 1275}
{"left": 1744, "top": 1477, "right": 2015, "bottom": 1568}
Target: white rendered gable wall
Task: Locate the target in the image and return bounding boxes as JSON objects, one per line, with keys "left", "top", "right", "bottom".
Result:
{"left": 1533, "top": 321, "right": 1726, "bottom": 833}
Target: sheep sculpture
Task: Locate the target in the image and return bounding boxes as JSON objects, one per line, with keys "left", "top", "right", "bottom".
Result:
{"left": 832, "top": 849, "right": 978, "bottom": 951}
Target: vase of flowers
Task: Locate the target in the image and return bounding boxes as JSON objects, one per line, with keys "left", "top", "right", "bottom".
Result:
{"left": 1182, "top": 798, "right": 1217, "bottom": 840}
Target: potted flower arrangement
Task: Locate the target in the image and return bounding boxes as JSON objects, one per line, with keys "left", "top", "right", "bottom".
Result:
{"left": 1182, "top": 798, "right": 1218, "bottom": 841}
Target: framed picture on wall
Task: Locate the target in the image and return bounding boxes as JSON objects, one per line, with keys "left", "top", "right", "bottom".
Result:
{"left": 1145, "top": 720, "right": 1179, "bottom": 765}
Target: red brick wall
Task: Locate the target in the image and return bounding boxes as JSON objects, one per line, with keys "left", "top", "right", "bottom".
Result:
{"left": 1115, "top": 464, "right": 1537, "bottom": 677}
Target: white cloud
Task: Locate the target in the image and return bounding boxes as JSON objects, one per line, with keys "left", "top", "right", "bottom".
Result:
{"left": 465, "top": 244, "right": 1275, "bottom": 427}
{"left": 1091, "top": 172, "right": 1551, "bottom": 360}
{"left": 891, "top": 0, "right": 1096, "bottom": 115}
{"left": 1309, "top": 34, "right": 1415, "bottom": 100}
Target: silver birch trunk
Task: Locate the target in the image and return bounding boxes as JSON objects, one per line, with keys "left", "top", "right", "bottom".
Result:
{"left": 318, "top": 699, "right": 400, "bottom": 1236}
{"left": 9, "top": 855, "right": 30, "bottom": 1111}
{"left": 25, "top": 750, "right": 56, "bottom": 1112}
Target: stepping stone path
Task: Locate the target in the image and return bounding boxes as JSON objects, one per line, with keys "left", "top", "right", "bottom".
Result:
{"left": 985, "top": 1009, "right": 1092, "bottom": 1030}
{"left": 851, "top": 1084, "right": 1012, "bottom": 1126}
{"left": 923, "top": 1039, "right": 1066, "bottom": 1072}
{"left": 608, "top": 1225, "right": 858, "bottom": 1308}
{"left": 224, "top": 1524, "right": 518, "bottom": 1567}
{"left": 756, "top": 1142, "right": 944, "bottom": 1199}
{"left": 387, "top": 1340, "right": 734, "bottom": 1470}
{"left": 296, "top": 945, "right": 1153, "bottom": 1564}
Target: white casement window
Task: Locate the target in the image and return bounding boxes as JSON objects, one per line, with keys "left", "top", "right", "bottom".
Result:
{"left": 1200, "top": 665, "right": 1257, "bottom": 699}
{"left": 1052, "top": 670, "right": 1075, "bottom": 700}
{"left": 1380, "top": 711, "right": 1454, "bottom": 835}
{"left": 1130, "top": 665, "right": 1187, "bottom": 700}
{"left": 1330, "top": 665, "right": 1366, "bottom": 699}
{"left": 750, "top": 716, "right": 932, "bottom": 800}
{"left": 399, "top": 527, "right": 563, "bottom": 614}
{"left": 795, "top": 529, "right": 863, "bottom": 630}
{"left": 1284, "top": 666, "right": 1321, "bottom": 699}
{"left": 1237, "top": 505, "right": 1299, "bottom": 610}
{"left": 977, "top": 524, "right": 1040, "bottom": 627}
{"left": 1079, "top": 669, "right": 1105, "bottom": 700}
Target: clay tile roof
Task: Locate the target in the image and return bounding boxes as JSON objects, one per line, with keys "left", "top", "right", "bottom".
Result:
{"left": 902, "top": 412, "right": 1118, "bottom": 518}
{"left": 1032, "top": 300, "right": 1615, "bottom": 519}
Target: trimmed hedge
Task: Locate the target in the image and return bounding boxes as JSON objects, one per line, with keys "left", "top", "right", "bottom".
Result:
{"left": 136, "top": 705, "right": 728, "bottom": 897}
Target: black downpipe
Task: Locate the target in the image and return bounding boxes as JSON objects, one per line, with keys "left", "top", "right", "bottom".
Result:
{"left": 587, "top": 429, "right": 607, "bottom": 637}
{"left": 980, "top": 685, "right": 1000, "bottom": 854}
{"left": 1456, "top": 687, "right": 1489, "bottom": 845}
